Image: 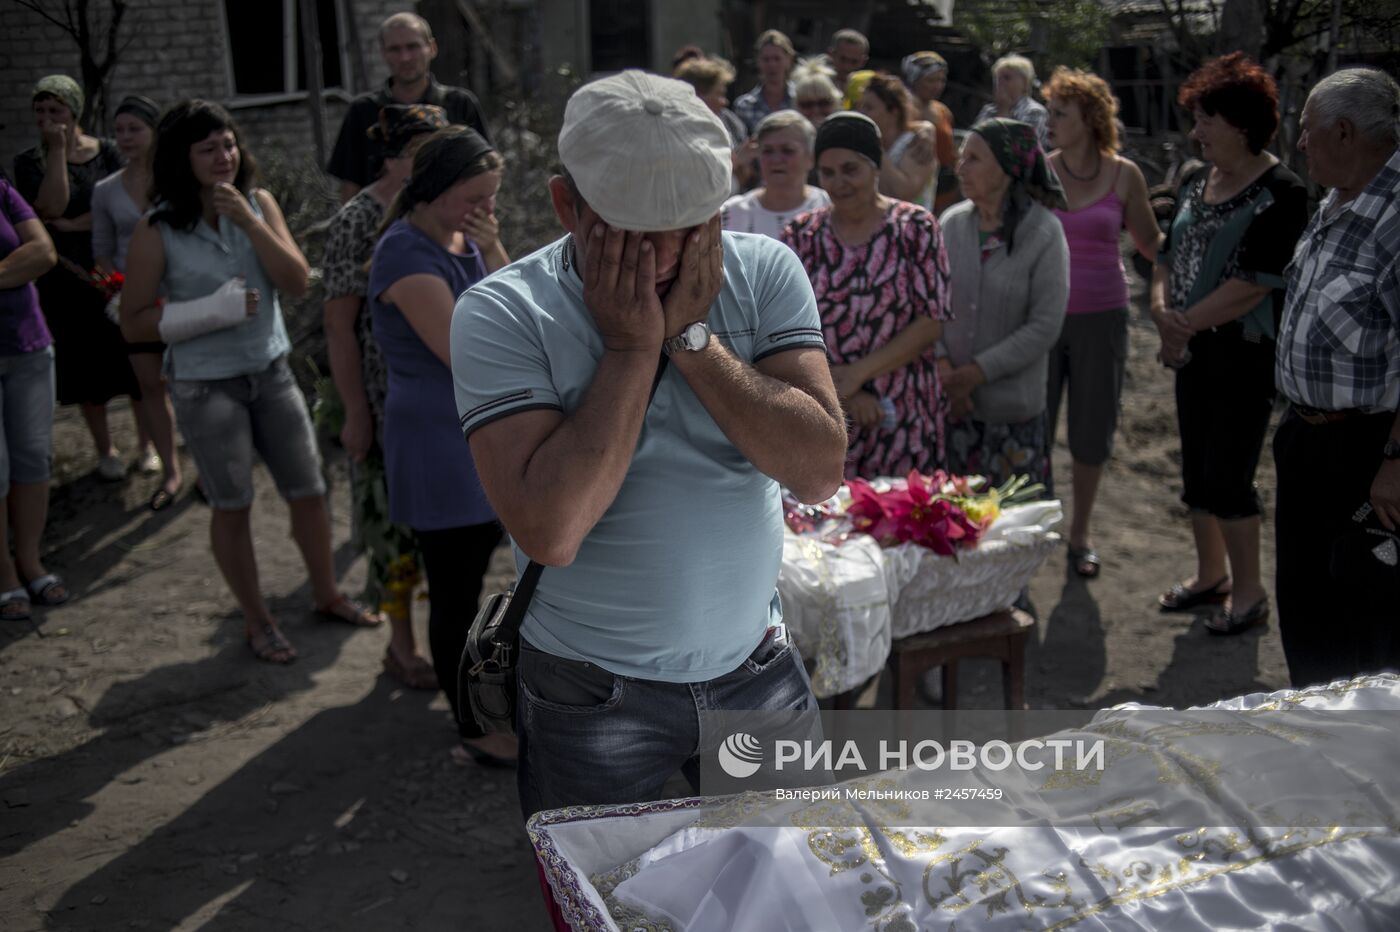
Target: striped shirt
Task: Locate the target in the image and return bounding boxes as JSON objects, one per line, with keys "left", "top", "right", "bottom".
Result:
{"left": 1277, "top": 147, "right": 1400, "bottom": 412}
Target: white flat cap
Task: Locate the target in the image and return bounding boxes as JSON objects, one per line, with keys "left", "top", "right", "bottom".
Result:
{"left": 559, "top": 70, "right": 732, "bottom": 232}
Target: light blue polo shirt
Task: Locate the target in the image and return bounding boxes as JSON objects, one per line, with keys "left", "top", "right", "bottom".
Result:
{"left": 451, "top": 231, "right": 825, "bottom": 682}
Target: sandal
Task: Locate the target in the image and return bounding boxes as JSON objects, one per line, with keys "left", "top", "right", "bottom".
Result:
{"left": 1205, "top": 597, "right": 1270, "bottom": 636}
{"left": 1067, "top": 547, "right": 1101, "bottom": 579}
{"left": 1158, "top": 576, "right": 1230, "bottom": 612}
{"left": 313, "top": 594, "right": 384, "bottom": 627}
{"left": 247, "top": 624, "right": 297, "bottom": 664}
{"left": 0, "top": 587, "right": 31, "bottom": 621}
{"left": 25, "top": 574, "right": 69, "bottom": 607}
{"left": 149, "top": 484, "right": 180, "bottom": 512}
{"left": 383, "top": 648, "right": 439, "bottom": 690}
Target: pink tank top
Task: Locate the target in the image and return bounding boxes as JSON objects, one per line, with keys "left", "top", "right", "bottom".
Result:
{"left": 1053, "top": 166, "right": 1130, "bottom": 315}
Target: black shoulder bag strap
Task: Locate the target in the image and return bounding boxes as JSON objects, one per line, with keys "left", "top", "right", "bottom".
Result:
{"left": 490, "top": 353, "right": 670, "bottom": 643}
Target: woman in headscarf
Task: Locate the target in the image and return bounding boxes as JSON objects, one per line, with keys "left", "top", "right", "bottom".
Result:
{"left": 366, "top": 127, "right": 512, "bottom": 766}
{"left": 939, "top": 118, "right": 1069, "bottom": 489}
{"left": 14, "top": 75, "right": 139, "bottom": 492}
{"left": 322, "top": 103, "right": 447, "bottom": 690}
{"left": 91, "top": 94, "right": 182, "bottom": 510}
{"left": 784, "top": 112, "right": 952, "bottom": 480}
{"left": 902, "top": 51, "right": 961, "bottom": 213}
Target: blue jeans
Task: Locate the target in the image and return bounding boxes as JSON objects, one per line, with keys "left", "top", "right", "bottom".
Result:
{"left": 516, "top": 633, "right": 819, "bottom": 819}
{"left": 0, "top": 346, "right": 55, "bottom": 488}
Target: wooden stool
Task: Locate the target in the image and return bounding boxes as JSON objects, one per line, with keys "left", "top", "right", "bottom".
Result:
{"left": 886, "top": 608, "right": 1035, "bottom": 710}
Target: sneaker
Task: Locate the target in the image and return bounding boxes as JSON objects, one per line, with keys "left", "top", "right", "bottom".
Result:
{"left": 96, "top": 454, "right": 127, "bottom": 482}
{"left": 136, "top": 450, "right": 162, "bottom": 475}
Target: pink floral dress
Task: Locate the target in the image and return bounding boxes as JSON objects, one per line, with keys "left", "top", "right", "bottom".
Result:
{"left": 785, "top": 200, "right": 952, "bottom": 480}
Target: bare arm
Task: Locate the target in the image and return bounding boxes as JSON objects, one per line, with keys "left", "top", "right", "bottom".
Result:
{"left": 670, "top": 342, "right": 846, "bottom": 503}
{"left": 214, "top": 186, "right": 309, "bottom": 298}
{"left": 830, "top": 317, "right": 942, "bottom": 399}
{"left": 30, "top": 144, "right": 70, "bottom": 220}
{"left": 382, "top": 274, "right": 456, "bottom": 367}
{"left": 119, "top": 219, "right": 167, "bottom": 343}
{"left": 881, "top": 124, "right": 937, "bottom": 202}
{"left": 0, "top": 218, "right": 57, "bottom": 288}
{"left": 323, "top": 294, "right": 372, "bottom": 461}
{"left": 468, "top": 349, "right": 657, "bottom": 566}
{"left": 1182, "top": 278, "right": 1272, "bottom": 332}
{"left": 462, "top": 222, "right": 667, "bottom": 566}
{"left": 1119, "top": 158, "right": 1163, "bottom": 260}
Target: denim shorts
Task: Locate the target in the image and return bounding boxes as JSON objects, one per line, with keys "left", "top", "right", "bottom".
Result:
{"left": 169, "top": 356, "right": 325, "bottom": 510}
{"left": 0, "top": 345, "right": 55, "bottom": 487}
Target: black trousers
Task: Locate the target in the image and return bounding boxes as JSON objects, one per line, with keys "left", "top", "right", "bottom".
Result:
{"left": 416, "top": 521, "right": 505, "bottom": 739}
{"left": 1274, "top": 409, "right": 1399, "bottom": 688}
{"left": 1174, "top": 323, "right": 1276, "bottom": 519}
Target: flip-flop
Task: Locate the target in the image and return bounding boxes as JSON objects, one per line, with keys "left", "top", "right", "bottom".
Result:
{"left": 247, "top": 624, "right": 297, "bottom": 664}
{"left": 25, "top": 574, "right": 68, "bottom": 606}
{"left": 313, "top": 594, "right": 384, "bottom": 627}
{"left": 0, "top": 587, "right": 31, "bottom": 621}
{"left": 1067, "top": 547, "right": 1101, "bottom": 578}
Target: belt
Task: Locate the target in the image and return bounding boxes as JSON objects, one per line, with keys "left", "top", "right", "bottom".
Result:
{"left": 1291, "top": 404, "right": 1365, "bottom": 425}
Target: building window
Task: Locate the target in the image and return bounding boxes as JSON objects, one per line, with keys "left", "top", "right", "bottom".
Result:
{"left": 590, "top": 0, "right": 650, "bottom": 73}
{"left": 224, "top": 0, "right": 346, "bottom": 98}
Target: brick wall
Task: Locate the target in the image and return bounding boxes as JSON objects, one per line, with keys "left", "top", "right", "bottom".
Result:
{"left": 1, "top": 0, "right": 399, "bottom": 183}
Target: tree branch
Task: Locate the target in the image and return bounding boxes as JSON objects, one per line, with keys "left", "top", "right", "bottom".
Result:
{"left": 13, "top": 0, "right": 74, "bottom": 34}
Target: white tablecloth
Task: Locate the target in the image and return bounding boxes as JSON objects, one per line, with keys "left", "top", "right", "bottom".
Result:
{"left": 780, "top": 502, "right": 1062, "bottom": 697}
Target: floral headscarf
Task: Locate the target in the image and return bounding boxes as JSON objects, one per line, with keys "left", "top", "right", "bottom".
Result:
{"left": 970, "top": 117, "right": 1066, "bottom": 254}
{"left": 368, "top": 103, "right": 449, "bottom": 158}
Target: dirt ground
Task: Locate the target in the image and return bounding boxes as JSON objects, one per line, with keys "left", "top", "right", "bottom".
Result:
{"left": 0, "top": 292, "right": 1287, "bottom": 931}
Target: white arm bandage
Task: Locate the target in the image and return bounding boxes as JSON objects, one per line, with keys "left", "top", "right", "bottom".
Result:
{"left": 157, "top": 277, "right": 250, "bottom": 344}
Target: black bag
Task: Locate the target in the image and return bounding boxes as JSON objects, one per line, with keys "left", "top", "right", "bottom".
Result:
{"left": 458, "top": 356, "right": 669, "bottom": 736}
{"left": 459, "top": 561, "right": 542, "bottom": 736}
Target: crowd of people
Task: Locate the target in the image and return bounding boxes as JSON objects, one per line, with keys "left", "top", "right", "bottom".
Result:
{"left": 2, "top": 12, "right": 1397, "bottom": 836}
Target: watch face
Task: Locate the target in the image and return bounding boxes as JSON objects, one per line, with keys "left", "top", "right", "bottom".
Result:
{"left": 684, "top": 322, "right": 708, "bottom": 350}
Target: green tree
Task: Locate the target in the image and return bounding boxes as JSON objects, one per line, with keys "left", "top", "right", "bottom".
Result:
{"left": 956, "top": 0, "right": 1113, "bottom": 72}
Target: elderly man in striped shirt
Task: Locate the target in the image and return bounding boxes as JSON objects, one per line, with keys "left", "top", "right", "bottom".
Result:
{"left": 1275, "top": 67, "right": 1400, "bottom": 688}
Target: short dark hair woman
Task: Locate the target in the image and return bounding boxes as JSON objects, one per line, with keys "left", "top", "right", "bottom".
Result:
{"left": 1151, "top": 54, "right": 1308, "bottom": 634}
{"left": 121, "top": 100, "right": 383, "bottom": 664}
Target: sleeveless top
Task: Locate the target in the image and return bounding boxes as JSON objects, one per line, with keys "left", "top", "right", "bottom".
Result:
{"left": 1053, "top": 161, "right": 1129, "bottom": 315}
{"left": 888, "top": 131, "right": 936, "bottom": 211}
{"left": 156, "top": 191, "right": 291, "bottom": 380}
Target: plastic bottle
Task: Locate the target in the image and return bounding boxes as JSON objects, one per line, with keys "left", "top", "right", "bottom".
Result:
{"left": 879, "top": 397, "right": 897, "bottom": 431}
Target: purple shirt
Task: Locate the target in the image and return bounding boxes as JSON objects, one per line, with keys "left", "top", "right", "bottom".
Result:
{"left": 368, "top": 219, "right": 495, "bottom": 531}
{"left": 0, "top": 179, "right": 53, "bottom": 355}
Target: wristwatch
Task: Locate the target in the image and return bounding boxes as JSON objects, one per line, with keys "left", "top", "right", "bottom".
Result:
{"left": 1384, "top": 438, "right": 1400, "bottom": 461}
{"left": 663, "top": 321, "right": 711, "bottom": 357}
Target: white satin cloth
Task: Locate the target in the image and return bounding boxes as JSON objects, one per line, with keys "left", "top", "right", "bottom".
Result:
{"left": 530, "top": 674, "right": 1400, "bottom": 931}
{"left": 779, "top": 501, "right": 1062, "bottom": 696}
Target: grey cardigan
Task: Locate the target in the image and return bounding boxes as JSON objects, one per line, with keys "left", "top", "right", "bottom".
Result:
{"left": 938, "top": 199, "right": 1069, "bottom": 424}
